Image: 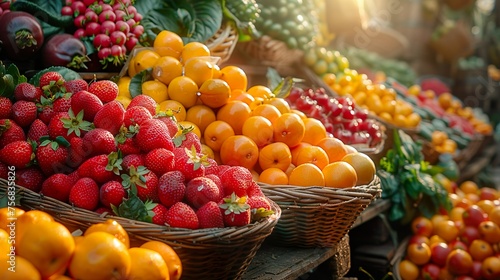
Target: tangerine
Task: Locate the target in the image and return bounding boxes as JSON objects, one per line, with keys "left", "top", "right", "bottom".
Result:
{"left": 322, "top": 161, "right": 357, "bottom": 188}
{"left": 242, "top": 116, "right": 274, "bottom": 148}
{"left": 263, "top": 97, "right": 291, "bottom": 114}
{"left": 0, "top": 255, "right": 41, "bottom": 280}
{"left": 294, "top": 145, "right": 329, "bottom": 170}
{"left": 251, "top": 103, "right": 282, "bottom": 123}
{"left": 185, "top": 104, "right": 216, "bottom": 135}
{"left": 259, "top": 167, "right": 289, "bottom": 185}
{"left": 168, "top": 76, "right": 199, "bottom": 109}
{"left": 153, "top": 30, "right": 184, "bottom": 59}
{"left": 219, "top": 65, "right": 248, "bottom": 91}
{"left": 158, "top": 100, "right": 187, "bottom": 122}
{"left": 0, "top": 206, "right": 24, "bottom": 231}
{"left": 219, "top": 135, "right": 259, "bottom": 170}
{"left": 184, "top": 57, "right": 214, "bottom": 87}
{"left": 127, "top": 247, "right": 169, "bottom": 280}
{"left": 216, "top": 100, "right": 252, "bottom": 135}
{"left": 203, "top": 120, "right": 235, "bottom": 152}
{"left": 181, "top": 41, "right": 210, "bottom": 63}
{"left": 142, "top": 80, "right": 168, "bottom": 104}
{"left": 301, "top": 118, "right": 328, "bottom": 145}
{"left": 258, "top": 142, "right": 292, "bottom": 171}
{"left": 247, "top": 85, "right": 274, "bottom": 99}
{"left": 341, "top": 152, "right": 376, "bottom": 185}
{"left": 273, "top": 113, "right": 305, "bottom": 148}
{"left": 316, "top": 137, "right": 348, "bottom": 163}
{"left": 141, "top": 240, "right": 182, "bottom": 280}
{"left": 288, "top": 163, "right": 325, "bottom": 187}
{"left": 198, "top": 78, "right": 231, "bottom": 108}
{"left": 152, "top": 56, "right": 183, "bottom": 85}
{"left": 84, "top": 219, "right": 130, "bottom": 248}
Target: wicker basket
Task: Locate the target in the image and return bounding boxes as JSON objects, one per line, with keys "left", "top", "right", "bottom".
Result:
{"left": 258, "top": 176, "right": 381, "bottom": 248}
{"left": 0, "top": 180, "right": 281, "bottom": 280}
{"left": 205, "top": 23, "right": 238, "bottom": 65}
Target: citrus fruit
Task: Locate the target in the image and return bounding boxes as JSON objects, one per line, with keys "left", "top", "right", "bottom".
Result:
{"left": 294, "top": 145, "right": 329, "bottom": 170}
{"left": 181, "top": 41, "right": 210, "bottom": 63}
{"left": 341, "top": 152, "right": 376, "bottom": 185}
{"left": 185, "top": 104, "right": 216, "bottom": 135}
{"left": 177, "top": 121, "right": 201, "bottom": 139}
{"left": 167, "top": 76, "right": 199, "bottom": 109}
{"left": 84, "top": 219, "right": 130, "bottom": 248}
{"left": 203, "top": 120, "right": 235, "bottom": 152}
{"left": 0, "top": 206, "right": 24, "bottom": 231}
{"left": 142, "top": 80, "right": 168, "bottom": 104}
{"left": 153, "top": 30, "right": 184, "bottom": 59}
{"left": 259, "top": 168, "right": 289, "bottom": 185}
{"left": 251, "top": 103, "right": 282, "bottom": 123}
{"left": 198, "top": 78, "right": 231, "bottom": 108}
{"left": 130, "top": 49, "right": 160, "bottom": 76}
{"left": 0, "top": 228, "right": 10, "bottom": 256}
{"left": 258, "top": 142, "right": 292, "bottom": 171}
{"left": 201, "top": 144, "right": 215, "bottom": 159}
{"left": 184, "top": 57, "right": 214, "bottom": 87}
{"left": 316, "top": 137, "right": 348, "bottom": 163}
{"left": 301, "top": 118, "right": 328, "bottom": 145}
{"left": 152, "top": 56, "right": 183, "bottom": 85}
{"left": 127, "top": 247, "right": 169, "bottom": 280}
{"left": 229, "top": 89, "right": 255, "bottom": 105}
{"left": 117, "top": 76, "right": 132, "bottom": 98}
{"left": 290, "top": 142, "right": 312, "bottom": 166}
{"left": 242, "top": 115, "right": 274, "bottom": 148}
{"left": 247, "top": 85, "right": 274, "bottom": 99}
{"left": 288, "top": 163, "right": 325, "bottom": 187}
{"left": 273, "top": 113, "right": 305, "bottom": 148}
{"left": 141, "top": 240, "right": 183, "bottom": 280}
{"left": 219, "top": 135, "right": 259, "bottom": 170}
{"left": 219, "top": 65, "right": 248, "bottom": 91}
{"left": 158, "top": 100, "right": 187, "bottom": 121}
{"left": 216, "top": 100, "right": 252, "bottom": 135}
{"left": 115, "top": 95, "right": 132, "bottom": 109}
{"left": 322, "top": 161, "right": 358, "bottom": 188}
{"left": 15, "top": 209, "right": 54, "bottom": 242}
{"left": 263, "top": 97, "right": 291, "bottom": 114}
{"left": 0, "top": 255, "right": 41, "bottom": 280}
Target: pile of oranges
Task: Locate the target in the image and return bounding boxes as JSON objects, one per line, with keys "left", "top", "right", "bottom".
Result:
{"left": 116, "top": 30, "right": 377, "bottom": 189}
{"left": 0, "top": 207, "right": 181, "bottom": 280}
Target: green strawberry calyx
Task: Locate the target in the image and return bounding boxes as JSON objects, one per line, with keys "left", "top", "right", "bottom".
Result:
{"left": 173, "top": 124, "right": 194, "bottom": 147}
{"left": 105, "top": 151, "right": 123, "bottom": 175}
{"left": 110, "top": 190, "right": 155, "bottom": 223}
{"left": 121, "top": 165, "right": 149, "bottom": 195}
{"left": 0, "top": 119, "right": 12, "bottom": 136}
{"left": 61, "top": 109, "right": 93, "bottom": 137}
{"left": 115, "top": 124, "right": 138, "bottom": 144}
{"left": 219, "top": 192, "right": 250, "bottom": 215}
{"left": 184, "top": 146, "right": 210, "bottom": 171}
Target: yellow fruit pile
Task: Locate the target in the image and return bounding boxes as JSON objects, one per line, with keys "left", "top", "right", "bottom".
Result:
{"left": 0, "top": 207, "right": 181, "bottom": 280}
{"left": 431, "top": 131, "right": 457, "bottom": 154}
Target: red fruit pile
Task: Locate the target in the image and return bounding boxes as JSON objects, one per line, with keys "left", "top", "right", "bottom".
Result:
{"left": 61, "top": 0, "right": 145, "bottom": 68}
{"left": 286, "top": 87, "right": 384, "bottom": 147}
{"left": 0, "top": 72, "right": 273, "bottom": 230}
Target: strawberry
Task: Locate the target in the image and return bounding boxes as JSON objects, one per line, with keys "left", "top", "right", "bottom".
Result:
{"left": 100, "top": 180, "right": 126, "bottom": 208}
{"left": 220, "top": 193, "right": 251, "bottom": 227}
{"left": 0, "top": 140, "right": 33, "bottom": 168}
{"left": 128, "top": 94, "right": 157, "bottom": 116}
{"left": 174, "top": 147, "right": 209, "bottom": 181}
{"left": 39, "top": 71, "right": 64, "bottom": 88}
{"left": 93, "top": 100, "right": 125, "bottom": 135}
{"left": 82, "top": 128, "right": 117, "bottom": 157}
{"left": 64, "top": 79, "right": 88, "bottom": 94}
{"left": 135, "top": 119, "right": 174, "bottom": 152}
{"left": 95, "top": 207, "right": 112, "bottom": 215}
{"left": 157, "top": 170, "right": 186, "bottom": 207}
{"left": 122, "top": 154, "right": 144, "bottom": 171}
{"left": 205, "top": 173, "right": 223, "bottom": 195}
{"left": 155, "top": 114, "right": 179, "bottom": 138}
{"left": 68, "top": 170, "right": 80, "bottom": 184}
{"left": 36, "top": 138, "right": 71, "bottom": 176}
{"left": 173, "top": 126, "right": 201, "bottom": 153}
{"left": 144, "top": 148, "right": 175, "bottom": 177}
{"left": 77, "top": 153, "right": 122, "bottom": 184}
{"left": 185, "top": 176, "right": 223, "bottom": 209}
{"left": 11, "top": 100, "right": 37, "bottom": 128}
{"left": 27, "top": 119, "right": 48, "bottom": 145}
{"left": 14, "top": 82, "right": 42, "bottom": 102}
{"left": 0, "top": 97, "right": 12, "bottom": 119}
{"left": 70, "top": 90, "right": 103, "bottom": 121}
{"left": 37, "top": 103, "right": 55, "bottom": 125}
{"left": 0, "top": 119, "right": 25, "bottom": 147}
{"left": 247, "top": 181, "right": 264, "bottom": 197}
{"left": 48, "top": 110, "right": 93, "bottom": 141}
{"left": 16, "top": 167, "right": 44, "bottom": 192}
{"left": 123, "top": 106, "right": 152, "bottom": 127}
{"left": 196, "top": 201, "right": 225, "bottom": 229}
{"left": 67, "top": 137, "right": 89, "bottom": 168}
{"left": 150, "top": 203, "right": 168, "bottom": 225}
{"left": 88, "top": 80, "right": 119, "bottom": 103}
{"left": 247, "top": 195, "right": 271, "bottom": 211}
{"left": 69, "top": 177, "right": 99, "bottom": 210}
{"left": 117, "top": 136, "right": 141, "bottom": 155}
{"left": 165, "top": 202, "right": 199, "bottom": 229}
{"left": 219, "top": 166, "right": 253, "bottom": 197}
{"left": 122, "top": 166, "right": 159, "bottom": 202}
{"left": 53, "top": 95, "right": 72, "bottom": 113}
{"left": 40, "top": 173, "right": 73, "bottom": 202}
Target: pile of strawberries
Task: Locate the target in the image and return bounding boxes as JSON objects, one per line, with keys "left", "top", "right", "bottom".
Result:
{"left": 0, "top": 72, "right": 273, "bottom": 229}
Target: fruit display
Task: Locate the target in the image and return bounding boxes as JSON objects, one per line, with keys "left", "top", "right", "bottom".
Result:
{"left": 0, "top": 208, "right": 182, "bottom": 280}
{"left": 303, "top": 45, "right": 350, "bottom": 77}
{"left": 397, "top": 181, "right": 500, "bottom": 280}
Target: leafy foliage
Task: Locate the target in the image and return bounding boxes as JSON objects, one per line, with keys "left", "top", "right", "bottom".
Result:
{"left": 0, "top": 61, "right": 28, "bottom": 98}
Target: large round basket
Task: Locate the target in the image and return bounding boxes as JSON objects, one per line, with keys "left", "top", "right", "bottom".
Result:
{"left": 0, "top": 180, "right": 281, "bottom": 280}
{"left": 205, "top": 23, "right": 239, "bottom": 64}
{"left": 258, "top": 176, "right": 381, "bottom": 248}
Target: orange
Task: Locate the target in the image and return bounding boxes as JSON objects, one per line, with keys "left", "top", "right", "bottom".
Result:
{"left": 291, "top": 109, "right": 307, "bottom": 119}
{"left": 469, "top": 239, "right": 494, "bottom": 261}
{"left": 258, "top": 142, "right": 292, "bottom": 171}
{"left": 301, "top": 118, "right": 328, "bottom": 145}
{"left": 434, "top": 220, "right": 459, "bottom": 243}
{"left": 263, "top": 97, "right": 291, "bottom": 114}
{"left": 152, "top": 55, "right": 183, "bottom": 85}
{"left": 229, "top": 89, "right": 255, "bottom": 105}
{"left": 341, "top": 152, "right": 376, "bottom": 185}
{"left": 127, "top": 247, "right": 169, "bottom": 280}
{"left": 203, "top": 120, "right": 235, "bottom": 152}
{"left": 322, "top": 161, "right": 357, "bottom": 188}
{"left": 84, "top": 219, "right": 130, "bottom": 248}
{"left": 0, "top": 206, "right": 24, "bottom": 231}
{"left": 247, "top": 85, "right": 274, "bottom": 99}
{"left": 345, "top": 144, "right": 358, "bottom": 154}
{"left": 168, "top": 76, "right": 199, "bottom": 109}
{"left": 69, "top": 232, "right": 131, "bottom": 280}
{"left": 460, "top": 181, "right": 479, "bottom": 194}
{"left": 49, "top": 275, "right": 73, "bottom": 280}
{"left": 258, "top": 167, "right": 289, "bottom": 185}
{"left": 242, "top": 116, "right": 274, "bottom": 148}
{"left": 477, "top": 200, "right": 496, "bottom": 215}
{"left": 316, "top": 137, "right": 348, "bottom": 163}
{"left": 273, "top": 113, "right": 305, "bottom": 148}
{"left": 398, "top": 259, "right": 419, "bottom": 280}
{"left": 115, "top": 95, "right": 132, "bottom": 109}
{"left": 405, "top": 113, "right": 421, "bottom": 128}
{"left": 141, "top": 240, "right": 183, "bottom": 280}
{"left": 142, "top": 80, "right": 169, "bottom": 104}
{"left": 219, "top": 135, "right": 259, "bottom": 170}
{"left": 251, "top": 103, "right": 282, "bottom": 123}
{"left": 117, "top": 76, "right": 132, "bottom": 98}
{"left": 201, "top": 144, "right": 215, "bottom": 159}
{"left": 288, "top": 163, "right": 325, "bottom": 187}
{"left": 184, "top": 57, "right": 214, "bottom": 87}
{"left": 406, "top": 242, "right": 431, "bottom": 265}
{"left": 290, "top": 142, "right": 312, "bottom": 166}
{"left": 153, "top": 30, "right": 184, "bottom": 59}
{"left": 407, "top": 84, "right": 421, "bottom": 96}
{"left": 249, "top": 97, "right": 265, "bottom": 110}
{"left": 185, "top": 104, "right": 216, "bottom": 135}
{"left": 181, "top": 41, "right": 210, "bottom": 63}
{"left": 17, "top": 221, "right": 75, "bottom": 279}
{"left": 177, "top": 121, "right": 201, "bottom": 139}
{"left": 129, "top": 49, "right": 160, "bottom": 77}
{"left": 216, "top": 100, "right": 252, "bottom": 135}
{"left": 294, "top": 145, "right": 329, "bottom": 170}
{"left": 0, "top": 255, "right": 41, "bottom": 280}
{"left": 15, "top": 209, "right": 54, "bottom": 242}
{"left": 449, "top": 207, "right": 466, "bottom": 222}
{"left": 489, "top": 206, "right": 500, "bottom": 226}
{"left": 0, "top": 229, "right": 10, "bottom": 257}
{"left": 322, "top": 73, "right": 336, "bottom": 86}
{"left": 219, "top": 65, "right": 248, "bottom": 91}
{"left": 198, "top": 78, "right": 231, "bottom": 108}
{"left": 158, "top": 99, "right": 187, "bottom": 122}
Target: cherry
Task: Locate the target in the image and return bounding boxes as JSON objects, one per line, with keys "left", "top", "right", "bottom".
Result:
{"left": 341, "top": 108, "right": 356, "bottom": 120}
{"left": 327, "top": 99, "right": 343, "bottom": 117}
{"left": 294, "top": 96, "right": 315, "bottom": 112}
{"left": 288, "top": 87, "right": 303, "bottom": 103}
{"left": 344, "top": 119, "right": 360, "bottom": 132}
{"left": 355, "top": 108, "right": 368, "bottom": 121}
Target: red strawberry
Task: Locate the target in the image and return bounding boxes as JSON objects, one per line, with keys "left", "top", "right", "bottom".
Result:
{"left": 67, "top": 137, "right": 89, "bottom": 168}
{"left": 94, "top": 100, "right": 125, "bottom": 135}
{"left": 48, "top": 110, "right": 93, "bottom": 141}
{"left": 123, "top": 106, "right": 152, "bottom": 127}
{"left": 122, "top": 166, "right": 159, "bottom": 202}
{"left": 53, "top": 95, "right": 72, "bottom": 112}
{"left": 82, "top": 128, "right": 117, "bottom": 157}
{"left": 11, "top": 100, "right": 37, "bottom": 128}
{"left": 77, "top": 153, "right": 121, "bottom": 184}
{"left": 15, "top": 167, "right": 44, "bottom": 192}
{"left": 27, "top": 119, "right": 48, "bottom": 145}
{"left": 247, "top": 195, "right": 271, "bottom": 210}
{"left": 174, "top": 147, "right": 208, "bottom": 181}
{"left": 135, "top": 119, "right": 174, "bottom": 152}
{"left": 220, "top": 193, "right": 251, "bottom": 227}
{"left": 205, "top": 173, "right": 223, "bottom": 195}
{"left": 185, "top": 176, "right": 223, "bottom": 209}
{"left": 196, "top": 201, "right": 224, "bottom": 229}
{"left": 144, "top": 148, "right": 174, "bottom": 177}
{"left": 122, "top": 154, "right": 144, "bottom": 171}
{"left": 68, "top": 177, "right": 99, "bottom": 210}
{"left": 165, "top": 202, "right": 199, "bottom": 229}
{"left": 0, "top": 140, "right": 33, "bottom": 168}
{"left": 37, "top": 104, "right": 55, "bottom": 125}
{"left": 155, "top": 114, "right": 179, "bottom": 138}
{"left": 95, "top": 207, "right": 112, "bottom": 215}
{"left": 68, "top": 170, "right": 80, "bottom": 184}
{"left": 157, "top": 170, "right": 186, "bottom": 207}
{"left": 219, "top": 166, "right": 253, "bottom": 197}
{"left": 40, "top": 173, "right": 73, "bottom": 202}
{"left": 39, "top": 71, "right": 64, "bottom": 88}
{"left": 246, "top": 181, "right": 264, "bottom": 197}
{"left": 173, "top": 128, "right": 201, "bottom": 153}
{"left": 0, "top": 119, "right": 26, "bottom": 147}
{"left": 150, "top": 203, "right": 168, "bottom": 225}
{"left": 88, "top": 80, "right": 119, "bottom": 103}
{"left": 64, "top": 79, "right": 88, "bottom": 94}
{"left": 71, "top": 90, "right": 103, "bottom": 121}
{"left": 100, "top": 180, "right": 126, "bottom": 208}
{"left": 128, "top": 94, "right": 157, "bottom": 116}
{"left": 0, "top": 97, "right": 12, "bottom": 119}
{"left": 117, "top": 136, "right": 141, "bottom": 155}
{"left": 36, "top": 138, "right": 71, "bottom": 176}
{"left": 14, "top": 82, "right": 42, "bottom": 102}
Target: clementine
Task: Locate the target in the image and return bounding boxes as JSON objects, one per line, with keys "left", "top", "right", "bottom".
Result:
{"left": 258, "top": 142, "right": 292, "bottom": 171}
{"left": 219, "top": 135, "right": 259, "bottom": 170}
{"left": 127, "top": 247, "right": 169, "bottom": 280}
{"left": 322, "top": 161, "right": 357, "bottom": 188}
{"left": 141, "top": 240, "right": 183, "bottom": 280}
{"left": 84, "top": 219, "right": 130, "bottom": 248}
{"left": 288, "top": 163, "right": 325, "bottom": 187}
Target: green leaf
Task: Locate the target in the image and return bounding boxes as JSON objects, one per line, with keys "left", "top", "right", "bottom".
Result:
{"left": 29, "top": 67, "right": 82, "bottom": 87}
{"left": 1, "top": 75, "right": 15, "bottom": 98}
{"left": 112, "top": 191, "right": 153, "bottom": 223}
{"left": 129, "top": 68, "right": 153, "bottom": 97}
{"left": 6, "top": 64, "right": 25, "bottom": 85}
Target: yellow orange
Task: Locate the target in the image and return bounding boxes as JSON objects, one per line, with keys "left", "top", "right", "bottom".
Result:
{"left": 84, "top": 219, "right": 130, "bottom": 249}
{"left": 258, "top": 142, "right": 292, "bottom": 171}
{"left": 301, "top": 118, "right": 328, "bottom": 145}
{"left": 273, "top": 113, "right": 305, "bottom": 148}
{"left": 288, "top": 163, "right": 325, "bottom": 187}
{"left": 0, "top": 255, "right": 41, "bottom": 280}
{"left": 219, "top": 65, "right": 248, "bottom": 91}
{"left": 242, "top": 116, "right": 274, "bottom": 148}
{"left": 316, "top": 137, "right": 348, "bottom": 163}
{"left": 322, "top": 161, "right": 358, "bottom": 188}
{"left": 127, "top": 247, "right": 169, "bottom": 280}
{"left": 341, "top": 152, "right": 376, "bottom": 185}
{"left": 153, "top": 30, "right": 184, "bottom": 59}
{"left": 258, "top": 168, "right": 289, "bottom": 185}
{"left": 141, "top": 241, "right": 182, "bottom": 280}
{"left": 181, "top": 41, "right": 210, "bottom": 63}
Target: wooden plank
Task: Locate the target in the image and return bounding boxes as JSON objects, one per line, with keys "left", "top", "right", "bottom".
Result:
{"left": 243, "top": 235, "right": 350, "bottom": 280}
{"left": 351, "top": 199, "right": 391, "bottom": 229}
